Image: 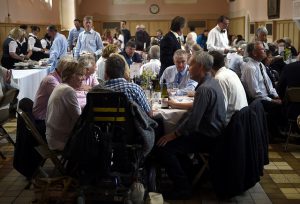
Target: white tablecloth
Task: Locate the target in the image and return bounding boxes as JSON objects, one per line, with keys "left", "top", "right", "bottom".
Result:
{"left": 12, "top": 66, "right": 51, "bottom": 100}
{"left": 154, "top": 108, "right": 187, "bottom": 134}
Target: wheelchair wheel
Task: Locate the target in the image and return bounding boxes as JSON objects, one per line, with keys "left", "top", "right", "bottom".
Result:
{"left": 148, "top": 166, "right": 157, "bottom": 192}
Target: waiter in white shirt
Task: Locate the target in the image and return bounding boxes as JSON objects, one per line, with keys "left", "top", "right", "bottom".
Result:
{"left": 207, "top": 15, "right": 231, "bottom": 54}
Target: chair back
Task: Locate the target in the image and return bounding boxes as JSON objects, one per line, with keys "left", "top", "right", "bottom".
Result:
{"left": 16, "top": 109, "right": 46, "bottom": 146}
{"left": 285, "top": 87, "right": 300, "bottom": 103}
{"left": 86, "top": 90, "right": 136, "bottom": 144}
{"left": 0, "top": 88, "right": 19, "bottom": 123}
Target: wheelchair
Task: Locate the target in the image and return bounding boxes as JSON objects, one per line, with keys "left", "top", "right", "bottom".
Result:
{"left": 63, "top": 89, "right": 157, "bottom": 203}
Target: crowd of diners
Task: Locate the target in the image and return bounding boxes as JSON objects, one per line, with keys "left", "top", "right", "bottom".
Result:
{"left": 1, "top": 14, "right": 300, "bottom": 200}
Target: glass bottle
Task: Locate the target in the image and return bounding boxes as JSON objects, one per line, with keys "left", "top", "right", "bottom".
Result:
{"left": 161, "top": 79, "right": 169, "bottom": 109}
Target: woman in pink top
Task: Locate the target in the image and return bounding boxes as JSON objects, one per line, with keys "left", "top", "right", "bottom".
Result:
{"left": 76, "top": 53, "right": 99, "bottom": 108}
{"left": 32, "top": 56, "right": 73, "bottom": 135}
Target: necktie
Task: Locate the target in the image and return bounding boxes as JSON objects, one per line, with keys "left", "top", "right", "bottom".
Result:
{"left": 176, "top": 72, "right": 182, "bottom": 84}
{"left": 259, "top": 63, "right": 271, "bottom": 95}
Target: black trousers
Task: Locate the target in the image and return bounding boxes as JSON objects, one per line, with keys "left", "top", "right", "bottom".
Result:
{"left": 261, "top": 100, "right": 284, "bottom": 139}
{"left": 156, "top": 134, "right": 216, "bottom": 191}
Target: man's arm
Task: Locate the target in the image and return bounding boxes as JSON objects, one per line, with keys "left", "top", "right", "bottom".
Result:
{"left": 94, "top": 33, "right": 104, "bottom": 57}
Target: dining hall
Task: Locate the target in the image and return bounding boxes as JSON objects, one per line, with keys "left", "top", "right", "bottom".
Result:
{"left": 0, "top": 0, "right": 300, "bottom": 203}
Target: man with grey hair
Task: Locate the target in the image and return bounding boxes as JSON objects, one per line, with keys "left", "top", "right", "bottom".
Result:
{"left": 255, "top": 26, "right": 269, "bottom": 50}
{"left": 160, "top": 49, "right": 197, "bottom": 94}
{"left": 241, "top": 41, "right": 282, "bottom": 140}
{"left": 140, "top": 45, "right": 161, "bottom": 75}
{"left": 157, "top": 51, "right": 226, "bottom": 199}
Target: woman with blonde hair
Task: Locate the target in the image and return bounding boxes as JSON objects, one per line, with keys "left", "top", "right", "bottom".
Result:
{"left": 76, "top": 53, "right": 99, "bottom": 108}
{"left": 1, "top": 27, "right": 25, "bottom": 69}
{"left": 96, "top": 44, "right": 119, "bottom": 81}
{"left": 102, "top": 29, "right": 113, "bottom": 45}
{"left": 46, "top": 60, "right": 84, "bottom": 151}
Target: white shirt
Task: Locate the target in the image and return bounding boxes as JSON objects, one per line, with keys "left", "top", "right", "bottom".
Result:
{"left": 28, "top": 33, "right": 43, "bottom": 52}
{"left": 140, "top": 59, "right": 161, "bottom": 76}
{"left": 8, "top": 38, "right": 18, "bottom": 53}
{"left": 207, "top": 25, "right": 230, "bottom": 54}
{"left": 118, "top": 34, "right": 125, "bottom": 49}
{"left": 225, "top": 52, "right": 244, "bottom": 77}
{"left": 241, "top": 58, "right": 278, "bottom": 101}
{"left": 160, "top": 65, "right": 197, "bottom": 93}
{"left": 96, "top": 56, "right": 107, "bottom": 81}
{"left": 215, "top": 67, "right": 248, "bottom": 125}
{"left": 46, "top": 83, "right": 81, "bottom": 151}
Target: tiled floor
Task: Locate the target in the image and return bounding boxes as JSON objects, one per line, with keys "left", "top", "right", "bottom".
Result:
{"left": 1, "top": 118, "right": 300, "bottom": 203}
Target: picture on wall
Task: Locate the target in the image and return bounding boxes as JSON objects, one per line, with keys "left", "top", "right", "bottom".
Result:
{"left": 268, "top": 0, "right": 280, "bottom": 19}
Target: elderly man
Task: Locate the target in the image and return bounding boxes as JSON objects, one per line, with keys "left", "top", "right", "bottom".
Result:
{"left": 255, "top": 26, "right": 269, "bottom": 50}
{"left": 157, "top": 51, "right": 226, "bottom": 199}
{"left": 140, "top": 45, "right": 161, "bottom": 75}
{"left": 207, "top": 15, "right": 231, "bottom": 54}
{"left": 47, "top": 25, "right": 68, "bottom": 72}
{"left": 120, "top": 40, "right": 142, "bottom": 66}
{"left": 74, "top": 16, "right": 103, "bottom": 59}
{"left": 210, "top": 51, "right": 248, "bottom": 125}
{"left": 104, "top": 54, "right": 151, "bottom": 116}
{"left": 241, "top": 41, "right": 283, "bottom": 140}
{"left": 160, "top": 49, "right": 197, "bottom": 94}
{"left": 67, "top": 18, "right": 84, "bottom": 52}
{"left": 159, "top": 16, "right": 185, "bottom": 77}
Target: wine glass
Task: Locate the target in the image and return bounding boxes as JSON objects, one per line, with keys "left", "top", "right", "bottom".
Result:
{"left": 168, "top": 82, "right": 179, "bottom": 98}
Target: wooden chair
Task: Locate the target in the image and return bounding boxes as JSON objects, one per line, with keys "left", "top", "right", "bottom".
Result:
{"left": 16, "top": 108, "right": 66, "bottom": 177}
{"left": 0, "top": 88, "right": 19, "bottom": 159}
{"left": 284, "top": 87, "right": 300, "bottom": 151}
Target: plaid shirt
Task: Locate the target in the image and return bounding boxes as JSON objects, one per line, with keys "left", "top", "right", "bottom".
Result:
{"left": 105, "top": 78, "right": 151, "bottom": 113}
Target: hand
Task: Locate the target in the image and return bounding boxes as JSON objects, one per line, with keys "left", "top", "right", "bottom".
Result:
{"left": 156, "top": 133, "right": 177, "bottom": 147}
{"left": 81, "top": 84, "right": 91, "bottom": 91}
{"left": 272, "top": 99, "right": 282, "bottom": 105}
{"left": 168, "top": 98, "right": 177, "bottom": 109}
{"left": 224, "top": 49, "right": 229, "bottom": 54}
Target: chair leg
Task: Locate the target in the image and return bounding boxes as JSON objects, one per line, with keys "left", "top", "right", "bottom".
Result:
{"left": 285, "top": 123, "right": 293, "bottom": 152}
{"left": 192, "top": 154, "right": 209, "bottom": 186}
{"left": 0, "top": 127, "right": 16, "bottom": 146}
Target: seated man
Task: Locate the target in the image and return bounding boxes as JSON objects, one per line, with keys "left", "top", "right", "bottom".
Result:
{"left": 119, "top": 40, "right": 142, "bottom": 66}
{"left": 241, "top": 41, "right": 283, "bottom": 139}
{"left": 160, "top": 49, "right": 197, "bottom": 94}
{"left": 157, "top": 51, "right": 226, "bottom": 199}
{"left": 104, "top": 54, "right": 152, "bottom": 116}
{"left": 210, "top": 51, "right": 248, "bottom": 125}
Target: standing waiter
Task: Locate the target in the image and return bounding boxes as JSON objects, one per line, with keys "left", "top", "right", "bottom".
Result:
{"left": 159, "top": 16, "right": 185, "bottom": 78}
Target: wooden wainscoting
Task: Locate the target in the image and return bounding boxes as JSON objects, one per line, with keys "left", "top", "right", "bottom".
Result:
{"left": 228, "top": 17, "right": 246, "bottom": 38}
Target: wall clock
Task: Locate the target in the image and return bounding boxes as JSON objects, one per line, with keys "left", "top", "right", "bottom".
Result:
{"left": 150, "top": 4, "right": 159, "bottom": 14}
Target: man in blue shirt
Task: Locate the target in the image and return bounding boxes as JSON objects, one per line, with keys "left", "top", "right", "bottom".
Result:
{"left": 47, "top": 25, "right": 68, "bottom": 72}
{"left": 119, "top": 41, "right": 142, "bottom": 66}
{"left": 74, "top": 16, "right": 103, "bottom": 60}
{"left": 67, "top": 18, "right": 84, "bottom": 52}
{"left": 196, "top": 29, "right": 209, "bottom": 51}
{"left": 104, "top": 54, "right": 151, "bottom": 116}
{"left": 160, "top": 49, "right": 197, "bottom": 94}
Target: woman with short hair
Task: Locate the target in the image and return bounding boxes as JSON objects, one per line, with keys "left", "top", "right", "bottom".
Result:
{"left": 46, "top": 60, "right": 84, "bottom": 151}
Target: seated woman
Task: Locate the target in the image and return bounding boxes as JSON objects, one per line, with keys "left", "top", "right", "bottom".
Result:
{"left": 96, "top": 44, "right": 118, "bottom": 81}
{"left": 46, "top": 60, "right": 84, "bottom": 151}
{"left": 76, "top": 54, "right": 99, "bottom": 108}
{"left": 1, "top": 27, "right": 26, "bottom": 69}
{"left": 33, "top": 56, "right": 73, "bottom": 134}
